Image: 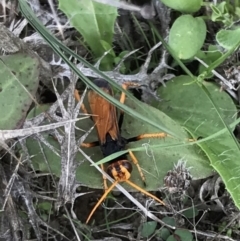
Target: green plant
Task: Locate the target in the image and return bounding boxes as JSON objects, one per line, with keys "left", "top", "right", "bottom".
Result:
{"left": 216, "top": 28, "right": 240, "bottom": 50}
{"left": 59, "top": 0, "right": 117, "bottom": 70}
{"left": 37, "top": 201, "right": 53, "bottom": 221}
{"left": 160, "top": 0, "right": 202, "bottom": 13}
{"left": 197, "top": 45, "right": 223, "bottom": 78}
{"left": 141, "top": 221, "right": 157, "bottom": 238}
{"left": 167, "top": 229, "right": 193, "bottom": 241}
{"left": 0, "top": 52, "right": 40, "bottom": 130}
{"left": 155, "top": 76, "right": 239, "bottom": 207}
{"left": 19, "top": 0, "right": 239, "bottom": 205}
{"left": 19, "top": 0, "right": 240, "bottom": 228}
{"left": 168, "top": 15, "right": 206, "bottom": 60}
{"left": 210, "top": 1, "right": 240, "bottom": 27}
{"left": 155, "top": 217, "right": 194, "bottom": 241}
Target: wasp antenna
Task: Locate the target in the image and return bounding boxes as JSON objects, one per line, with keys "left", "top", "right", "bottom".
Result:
{"left": 128, "top": 150, "right": 146, "bottom": 184}
{"left": 86, "top": 181, "right": 118, "bottom": 224}
{"left": 125, "top": 179, "right": 165, "bottom": 206}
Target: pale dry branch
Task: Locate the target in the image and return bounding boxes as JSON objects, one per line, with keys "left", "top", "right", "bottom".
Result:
{"left": 0, "top": 119, "right": 82, "bottom": 141}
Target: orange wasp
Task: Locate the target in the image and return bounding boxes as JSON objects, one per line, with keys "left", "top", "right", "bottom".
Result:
{"left": 75, "top": 78, "right": 169, "bottom": 223}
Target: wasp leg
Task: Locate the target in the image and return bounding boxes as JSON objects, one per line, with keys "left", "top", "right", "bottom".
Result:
{"left": 101, "top": 164, "right": 108, "bottom": 192}
{"left": 80, "top": 141, "right": 99, "bottom": 148}
{"left": 128, "top": 150, "right": 146, "bottom": 186}
{"left": 127, "top": 133, "right": 196, "bottom": 143}
{"left": 125, "top": 179, "right": 165, "bottom": 206}
{"left": 126, "top": 151, "right": 166, "bottom": 206}
{"left": 119, "top": 82, "right": 139, "bottom": 105}
{"left": 127, "top": 133, "right": 171, "bottom": 143}
{"left": 118, "top": 82, "right": 140, "bottom": 129}
{"left": 74, "top": 89, "right": 88, "bottom": 115}
{"left": 86, "top": 181, "right": 118, "bottom": 224}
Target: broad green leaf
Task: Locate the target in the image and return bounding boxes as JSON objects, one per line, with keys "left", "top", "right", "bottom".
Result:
{"left": 0, "top": 52, "right": 39, "bottom": 129}
{"left": 197, "top": 45, "right": 222, "bottom": 78}
{"left": 174, "top": 229, "right": 193, "bottom": 241}
{"left": 37, "top": 202, "right": 52, "bottom": 212}
{"left": 141, "top": 221, "right": 157, "bottom": 237}
{"left": 156, "top": 227, "right": 170, "bottom": 240}
{"left": 26, "top": 95, "right": 211, "bottom": 191}
{"left": 27, "top": 104, "right": 50, "bottom": 118}
{"left": 182, "top": 207, "right": 199, "bottom": 218}
{"left": 167, "top": 229, "right": 193, "bottom": 241}
{"left": 216, "top": 29, "right": 240, "bottom": 49}
{"left": 161, "top": 0, "right": 202, "bottom": 13}
{"left": 58, "top": 0, "right": 117, "bottom": 58}
{"left": 169, "top": 15, "right": 206, "bottom": 59}
{"left": 162, "top": 217, "right": 176, "bottom": 227}
{"left": 155, "top": 76, "right": 240, "bottom": 208}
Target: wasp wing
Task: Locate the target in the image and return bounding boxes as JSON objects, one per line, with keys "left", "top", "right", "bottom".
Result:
{"left": 88, "top": 88, "right": 119, "bottom": 144}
